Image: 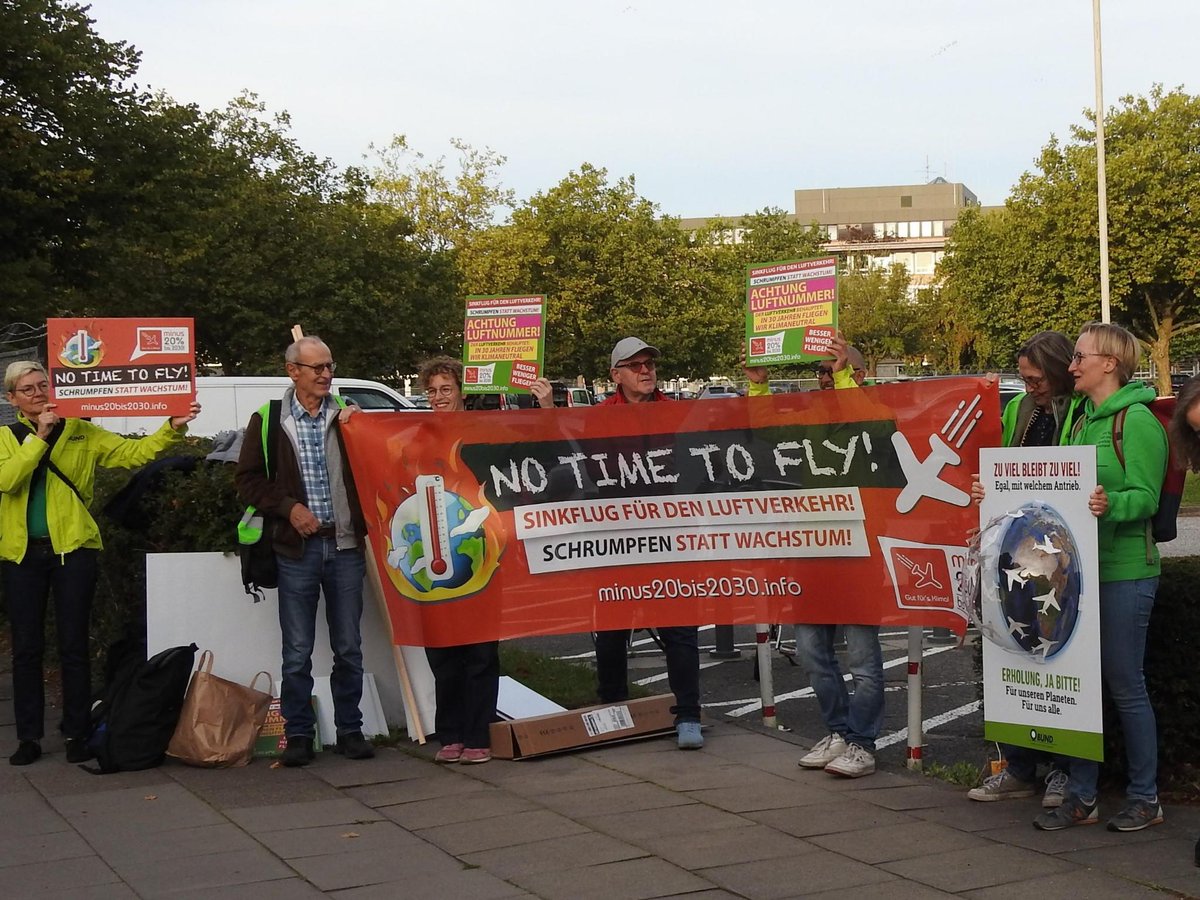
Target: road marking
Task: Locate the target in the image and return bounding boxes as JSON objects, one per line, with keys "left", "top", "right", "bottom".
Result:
{"left": 719, "top": 645, "right": 958, "bottom": 717}
{"left": 875, "top": 700, "right": 983, "bottom": 749}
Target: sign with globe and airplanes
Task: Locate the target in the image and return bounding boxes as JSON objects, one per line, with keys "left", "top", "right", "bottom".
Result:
{"left": 976, "top": 446, "right": 1103, "bottom": 761}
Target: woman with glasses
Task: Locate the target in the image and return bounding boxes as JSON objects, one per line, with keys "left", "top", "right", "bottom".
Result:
{"left": 1032, "top": 322, "right": 1167, "bottom": 833}
{"left": 0, "top": 361, "right": 198, "bottom": 766}
{"left": 969, "top": 331, "right": 1081, "bottom": 808}
{"left": 417, "top": 356, "right": 501, "bottom": 764}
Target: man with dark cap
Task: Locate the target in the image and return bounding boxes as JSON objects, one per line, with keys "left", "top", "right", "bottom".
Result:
{"left": 593, "top": 337, "right": 703, "bottom": 749}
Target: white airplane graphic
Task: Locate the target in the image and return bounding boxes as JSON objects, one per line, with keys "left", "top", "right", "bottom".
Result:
{"left": 1033, "top": 534, "right": 1060, "bottom": 555}
{"left": 1035, "top": 588, "right": 1060, "bottom": 615}
{"left": 895, "top": 553, "right": 944, "bottom": 589}
{"left": 891, "top": 393, "right": 986, "bottom": 513}
{"left": 1006, "top": 616, "right": 1029, "bottom": 638}
{"left": 1034, "top": 636, "right": 1058, "bottom": 660}
{"left": 1003, "top": 566, "right": 1029, "bottom": 590}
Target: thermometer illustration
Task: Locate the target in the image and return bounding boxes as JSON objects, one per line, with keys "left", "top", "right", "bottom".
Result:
{"left": 415, "top": 474, "right": 453, "bottom": 583}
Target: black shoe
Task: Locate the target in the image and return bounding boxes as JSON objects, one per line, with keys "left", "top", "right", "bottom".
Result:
{"left": 280, "top": 736, "right": 315, "bottom": 767}
{"left": 9, "top": 740, "right": 42, "bottom": 766}
{"left": 334, "top": 731, "right": 375, "bottom": 760}
{"left": 64, "top": 739, "right": 93, "bottom": 764}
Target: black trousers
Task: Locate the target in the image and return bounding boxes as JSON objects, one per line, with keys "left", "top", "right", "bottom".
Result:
{"left": 425, "top": 641, "right": 500, "bottom": 749}
{"left": 2, "top": 544, "right": 98, "bottom": 741}
{"left": 594, "top": 626, "right": 701, "bottom": 723}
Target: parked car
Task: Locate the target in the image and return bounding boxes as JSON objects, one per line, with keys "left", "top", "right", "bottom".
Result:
{"left": 662, "top": 389, "right": 697, "bottom": 401}
{"left": 464, "top": 392, "right": 540, "bottom": 411}
{"left": 697, "top": 384, "right": 742, "bottom": 400}
{"left": 550, "top": 383, "right": 594, "bottom": 407}
{"left": 408, "top": 393, "right": 431, "bottom": 409}
{"left": 89, "top": 375, "right": 423, "bottom": 436}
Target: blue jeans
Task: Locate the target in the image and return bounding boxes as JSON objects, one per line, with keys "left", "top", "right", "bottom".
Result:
{"left": 276, "top": 537, "right": 366, "bottom": 739}
{"left": 794, "top": 624, "right": 884, "bottom": 751}
{"left": 1068, "top": 577, "right": 1158, "bottom": 803}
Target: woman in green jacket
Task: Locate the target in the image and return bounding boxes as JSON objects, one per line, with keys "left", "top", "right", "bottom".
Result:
{"left": 0, "top": 361, "right": 197, "bottom": 766}
{"left": 1033, "top": 323, "right": 1167, "bottom": 833}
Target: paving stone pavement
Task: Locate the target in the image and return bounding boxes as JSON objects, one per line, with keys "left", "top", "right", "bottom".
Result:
{"left": 1, "top": 706, "right": 1198, "bottom": 899}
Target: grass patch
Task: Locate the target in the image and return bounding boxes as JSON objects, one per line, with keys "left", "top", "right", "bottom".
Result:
{"left": 499, "top": 643, "right": 651, "bottom": 709}
{"left": 924, "top": 760, "right": 987, "bottom": 787}
{"left": 1183, "top": 471, "right": 1200, "bottom": 507}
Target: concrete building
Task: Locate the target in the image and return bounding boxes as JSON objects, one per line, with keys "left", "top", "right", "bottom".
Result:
{"left": 679, "top": 177, "right": 982, "bottom": 292}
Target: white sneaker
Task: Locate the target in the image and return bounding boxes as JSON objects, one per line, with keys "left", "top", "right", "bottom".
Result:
{"left": 798, "top": 733, "right": 847, "bottom": 769}
{"left": 1043, "top": 770, "right": 1068, "bottom": 809}
{"left": 967, "top": 768, "right": 1036, "bottom": 802}
{"left": 824, "top": 743, "right": 875, "bottom": 778}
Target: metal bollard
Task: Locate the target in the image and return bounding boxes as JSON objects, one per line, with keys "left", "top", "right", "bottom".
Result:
{"left": 709, "top": 624, "right": 742, "bottom": 659}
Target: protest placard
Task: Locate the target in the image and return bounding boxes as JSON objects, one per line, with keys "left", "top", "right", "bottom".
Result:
{"left": 342, "top": 378, "right": 998, "bottom": 647}
{"left": 745, "top": 256, "right": 838, "bottom": 365}
{"left": 462, "top": 295, "right": 545, "bottom": 394}
{"left": 978, "top": 446, "right": 1103, "bottom": 761}
{"left": 46, "top": 317, "right": 195, "bottom": 418}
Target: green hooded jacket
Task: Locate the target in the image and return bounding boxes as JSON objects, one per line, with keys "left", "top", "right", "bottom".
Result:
{"left": 0, "top": 416, "right": 183, "bottom": 562}
{"left": 1069, "top": 381, "right": 1166, "bottom": 582}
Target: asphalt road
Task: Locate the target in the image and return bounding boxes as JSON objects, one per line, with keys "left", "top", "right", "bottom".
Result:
{"left": 512, "top": 516, "right": 1200, "bottom": 778}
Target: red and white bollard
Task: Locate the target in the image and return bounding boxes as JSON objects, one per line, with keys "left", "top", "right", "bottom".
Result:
{"left": 756, "top": 624, "right": 776, "bottom": 728}
{"left": 906, "top": 626, "right": 924, "bottom": 770}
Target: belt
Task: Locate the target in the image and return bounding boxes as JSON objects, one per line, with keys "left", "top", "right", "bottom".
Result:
{"left": 314, "top": 524, "right": 337, "bottom": 539}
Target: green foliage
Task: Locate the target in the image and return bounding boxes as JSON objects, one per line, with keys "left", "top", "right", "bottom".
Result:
{"left": 940, "top": 87, "right": 1200, "bottom": 387}
{"left": 90, "top": 443, "right": 241, "bottom": 657}
{"left": 838, "top": 264, "right": 919, "bottom": 374}
{"left": 926, "top": 760, "right": 988, "bottom": 787}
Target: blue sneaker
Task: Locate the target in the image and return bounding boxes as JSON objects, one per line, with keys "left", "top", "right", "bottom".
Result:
{"left": 676, "top": 721, "right": 703, "bottom": 750}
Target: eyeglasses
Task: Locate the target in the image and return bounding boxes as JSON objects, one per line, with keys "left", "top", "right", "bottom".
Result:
{"left": 1021, "top": 374, "right": 1045, "bottom": 389}
{"left": 1070, "top": 352, "right": 1110, "bottom": 364}
{"left": 428, "top": 386, "right": 458, "bottom": 397}
{"left": 815, "top": 366, "right": 834, "bottom": 377}
{"left": 13, "top": 382, "right": 49, "bottom": 397}
{"left": 291, "top": 361, "right": 337, "bottom": 374}
{"left": 615, "top": 358, "right": 656, "bottom": 372}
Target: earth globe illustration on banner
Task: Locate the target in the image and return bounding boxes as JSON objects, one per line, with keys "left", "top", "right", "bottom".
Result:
{"left": 385, "top": 482, "right": 490, "bottom": 594}
{"left": 975, "top": 501, "right": 1082, "bottom": 662}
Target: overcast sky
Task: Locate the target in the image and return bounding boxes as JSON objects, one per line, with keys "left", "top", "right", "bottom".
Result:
{"left": 87, "top": 1, "right": 1199, "bottom": 216}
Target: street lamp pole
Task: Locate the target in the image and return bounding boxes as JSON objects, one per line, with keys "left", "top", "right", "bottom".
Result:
{"left": 1093, "top": 0, "right": 1111, "bottom": 323}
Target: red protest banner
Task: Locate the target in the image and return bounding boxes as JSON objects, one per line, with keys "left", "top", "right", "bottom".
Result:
{"left": 341, "top": 378, "right": 999, "bottom": 647}
{"left": 46, "top": 318, "right": 195, "bottom": 418}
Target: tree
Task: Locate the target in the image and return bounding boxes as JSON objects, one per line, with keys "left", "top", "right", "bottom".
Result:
{"left": 460, "top": 164, "right": 692, "bottom": 380}
{"left": 0, "top": 0, "right": 143, "bottom": 317}
{"left": 940, "top": 86, "right": 1200, "bottom": 391}
{"left": 366, "top": 135, "right": 514, "bottom": 253}
{"left": 838, "top": 264, "right": 920, "bottom": 375}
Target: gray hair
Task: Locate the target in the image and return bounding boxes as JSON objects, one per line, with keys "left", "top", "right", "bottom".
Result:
{"left": 285, "top": 335, "right": 328, "bottom": 364}
{"left": 4, "top": 360, "right": 47, "bottom": 393}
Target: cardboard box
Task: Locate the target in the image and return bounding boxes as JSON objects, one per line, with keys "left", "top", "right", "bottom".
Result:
{"left": 489, "top": 694, "right": 676, "bottom": 760}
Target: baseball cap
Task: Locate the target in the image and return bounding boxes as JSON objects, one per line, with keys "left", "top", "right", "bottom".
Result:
{"left": 610, "top": 337, "right": 660, "bottom": 369}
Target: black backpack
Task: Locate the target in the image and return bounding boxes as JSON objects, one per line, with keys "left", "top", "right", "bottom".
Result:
{"left": 85, "top": 643, "right": 198, "bottom": 773}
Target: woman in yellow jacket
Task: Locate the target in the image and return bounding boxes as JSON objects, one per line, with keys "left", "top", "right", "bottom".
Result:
{"left": 0, "top": 361, "right": 198, "bottom": 766}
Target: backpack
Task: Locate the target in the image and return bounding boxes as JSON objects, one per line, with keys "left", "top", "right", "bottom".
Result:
{"left": 86, "top": 643, "right": 198, "bottom": 773}
{"left": 1112, "top": 397, "right": 1183, "bottom": 543}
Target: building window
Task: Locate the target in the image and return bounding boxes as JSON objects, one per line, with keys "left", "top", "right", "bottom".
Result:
{"left": 897, "top": 222, "right": 909, "bottom": 238}
{"left": 914, "top": 252, "right": 935, "bottom": 274}
{"left": 933, "top": 220, "right": 945, "bottom": 238}
{"left": 901, "top": 195, "right": 913, "bottom": 208}
{"left": 920, "top": 221, "right": 933, "bottom": 238}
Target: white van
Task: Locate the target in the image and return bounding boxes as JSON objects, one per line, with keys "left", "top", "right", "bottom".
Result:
{"left": 90, "top": 376, "right": 423, "bottom": 436}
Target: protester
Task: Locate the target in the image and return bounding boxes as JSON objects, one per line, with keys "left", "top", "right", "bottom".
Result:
{"left": 1168, "top": 374, "right": 1200, "bottom": 473}
{"left": 746, "top": 334, "right": 883, "bottom": 778}
{"left": 0, "top": 361, "right": 198, "bottom": 766}
{"left": 967, "top": 331, "right": 1081, "bottom": 808}
{"left": 588, "top": 337, "right": 704, "bottom": 749}
{"left": 1033, "top": 322, "right": 1166, "bottom": 832}
{"left": 235, "top": 336, "right": 375, "bottom": 767}
{"left": 417, "top": 364, "right": 550, "bottom": 762}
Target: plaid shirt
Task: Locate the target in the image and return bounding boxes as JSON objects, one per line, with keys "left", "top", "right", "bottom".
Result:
{"left": 290, "top": 393, "right": 335, "bottom": 524}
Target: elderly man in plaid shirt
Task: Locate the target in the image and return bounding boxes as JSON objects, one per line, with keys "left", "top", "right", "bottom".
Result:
{"left": 236, "top": 336, "right": 375, "bottom": 767}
